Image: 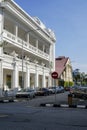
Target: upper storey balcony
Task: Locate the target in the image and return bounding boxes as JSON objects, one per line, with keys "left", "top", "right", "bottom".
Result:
{"left": 2, "top": 16, "right": 50, "bottom": 61}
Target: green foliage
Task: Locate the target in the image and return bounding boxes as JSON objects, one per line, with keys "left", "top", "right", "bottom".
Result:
{"left": 64, "top": 81, "right": 74, "bottom": 87}
{"left": 59, "top": 80, "right": 64, "bottom": 86}
{"left": 73, "top": 69, "right": 87, "bottom": 86}
{"left": 64, "top": 81, "right": 69, "bottom": 87}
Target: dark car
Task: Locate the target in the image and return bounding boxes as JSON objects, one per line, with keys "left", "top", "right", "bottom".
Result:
{"left": 36, "top": 88, "right": 50, "bottom": 96}
{"left": 64, "top": 86, "right": 71, "bottom": 91}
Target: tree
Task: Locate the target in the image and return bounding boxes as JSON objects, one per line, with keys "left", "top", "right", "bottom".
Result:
{"left": 73, "top": 69, "right": 81, "bottom": 85}
{"left": 73, "top": 69, "right": 87, "bottom": 86}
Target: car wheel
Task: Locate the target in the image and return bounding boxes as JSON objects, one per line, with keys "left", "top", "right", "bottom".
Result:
{"left": 33, "top": 95, "right": 35, "bottom": 98}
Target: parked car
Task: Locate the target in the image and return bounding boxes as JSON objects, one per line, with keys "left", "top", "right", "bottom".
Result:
{"left": 48, "top": 86, "right": 64, "bottom": 94}
{"left": 48, "top": 87, "right": 56, "bottom": 94}
{"left": 58, "top": 86, "right": 65, "bottom": 93}
{"left": 48, "top": 86, "right": 63, "bottom": 94}
{"left": 64, "top": 86, "right": 71, "bottom": 91}
{"left": 16, "top": 88, "right": 36, "bottom": 99}
{"left": 0, "top": 88, "right": 18, "bottom": 102}
{"left": 35, "top": 88, "right": 50, "bottom": 96}
{"left": 69, "top": 86, "right": 78, "bottom": 95}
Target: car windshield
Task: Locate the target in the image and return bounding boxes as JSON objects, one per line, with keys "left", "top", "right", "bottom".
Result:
{"left": 19, "top": 89, "right": 26, "bottom": 92}
{"left": 26, "top": 89, "right": 33, "bottom": 92}
{"left": 18, "top": 88, "right": 34, "bottom": 92}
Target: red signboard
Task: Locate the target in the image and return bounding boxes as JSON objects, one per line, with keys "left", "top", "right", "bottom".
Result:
{"left": 51, "top": 71, "right": 58, "bottom": 79}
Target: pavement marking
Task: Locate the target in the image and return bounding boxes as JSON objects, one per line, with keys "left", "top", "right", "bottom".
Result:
{"left": 77, "top": 105, "right": 86, "bottom": 109}
{"left": 46, "top": 104, "right": 53, "bottom": 107}
{"left": 60, "top": 104, "right": 69, "bottom": 108}
{"left": 40, "top": 103, "right": 87, "bottom": 109}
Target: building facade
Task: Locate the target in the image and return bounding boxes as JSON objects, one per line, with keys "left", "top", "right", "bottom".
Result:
{"left": 55, "top": 56, "right": 73, "bottom": 86}
{"left": 0, "top": 0, "right": 56, "bottom": 90}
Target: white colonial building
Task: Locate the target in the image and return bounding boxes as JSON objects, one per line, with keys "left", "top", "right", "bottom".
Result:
{"left": 0, "top": 0, "right": 56, "bottom": 90}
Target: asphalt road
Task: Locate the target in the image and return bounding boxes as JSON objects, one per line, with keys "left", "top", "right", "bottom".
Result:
{"left": 0, "top": 92, "right": 87, "bottom": 130}
{"left": 0, "top": 100, "right": 87, "bottom": 130}
{"left": 16, "top": 91, "right": 87, "bottom": 107}
{"left": 16, "top": 91, "right": 69, "bottom": 107}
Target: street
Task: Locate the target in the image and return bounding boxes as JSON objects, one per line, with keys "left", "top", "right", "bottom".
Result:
{"left": 0, "top": 92, "right": 87, "bottom": 130}
{"left": 20, "top": 91, "right": 69, "bottom": 107}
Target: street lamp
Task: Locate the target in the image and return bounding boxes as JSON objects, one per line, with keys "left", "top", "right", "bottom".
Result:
{"left": 21, "top": 28, "right": 40, "bottom": 89}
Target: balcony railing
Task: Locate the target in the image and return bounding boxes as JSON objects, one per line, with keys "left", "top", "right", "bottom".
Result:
{"left": 3, "top": 53, "right": 49, "bottom": 72}
{"left": 3, "top": 30, "right": 49, "bottom": 60}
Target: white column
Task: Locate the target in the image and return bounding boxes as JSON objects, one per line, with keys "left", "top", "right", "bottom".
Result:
{"left": 25, "top": 66, "right": 30, "bottom": 88}
{"left": 49, "top": 44, "right": 52, "bottom": 61}
{"left": 42, "top": 68, "right": 46, "bottom": 88}
{"left": 48, "top": 75, "right": 52, "bottom": 87}
{"left": 0, "top": 6, "right": 4, "bottom": 90}
{"left": 0, "top": 8, "right": 4, "bottom": 54}
{"left": 15, "top": 25, "right": 18, "bottom": 37}
{"left": 27, "top": 33, "right": 29, "bottom": 42}
{"left": 35, "top": 65, "right": 38, "bottom": 88}
{"left": 0, "top": 60, "right": 3, "bottom": 89}
{"left": 43, "top": 44, "right": 45, "bottom": 52}
{"left": 49, "top": 44, "right": 52, "bottom": 76}
{"left": 35, "top": 72, "right": 38, "bottom": 88}
{"left": 3, "top": 71, "right": 7, "bottom": 90}
{"left": 49, "top": 45, "right": 52, "bottom": 86}
{"left": 0, "top": 7, "right": 4, "bottom": 35}
{"left": 36, "top": 39, "right": 38, "bottom": 52}
{"left": 12, "top": 63, "right": 19, "bottom": 89}
{"left": 15, "top": 25, "right": 18, "bottom": 43}
{"left": 0, "top": 47, "right": 3, "bottom": 56}
{"left": 52, "top": 44, "right": 55, "bottom": 70}
{"left": 27, "top": 33, "right": 29, "bottom": 47}
{"left": 42, "top": 74, "right": 46, "bottom": 88}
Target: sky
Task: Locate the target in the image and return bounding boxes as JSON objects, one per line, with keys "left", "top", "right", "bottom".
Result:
{"left": 14, "top": 0, "right": 87, "bottom": 73}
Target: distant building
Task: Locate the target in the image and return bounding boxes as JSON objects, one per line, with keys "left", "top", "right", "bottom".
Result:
{"left": 0, "top": 0, "right": 56, "bottom": 90}
{"left": 55, "top": 56, "right": 73, "bottom": 86}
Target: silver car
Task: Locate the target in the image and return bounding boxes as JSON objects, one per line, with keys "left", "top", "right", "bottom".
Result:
{"left": 16, "top": 88, "right": 36, "bottom": 99}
